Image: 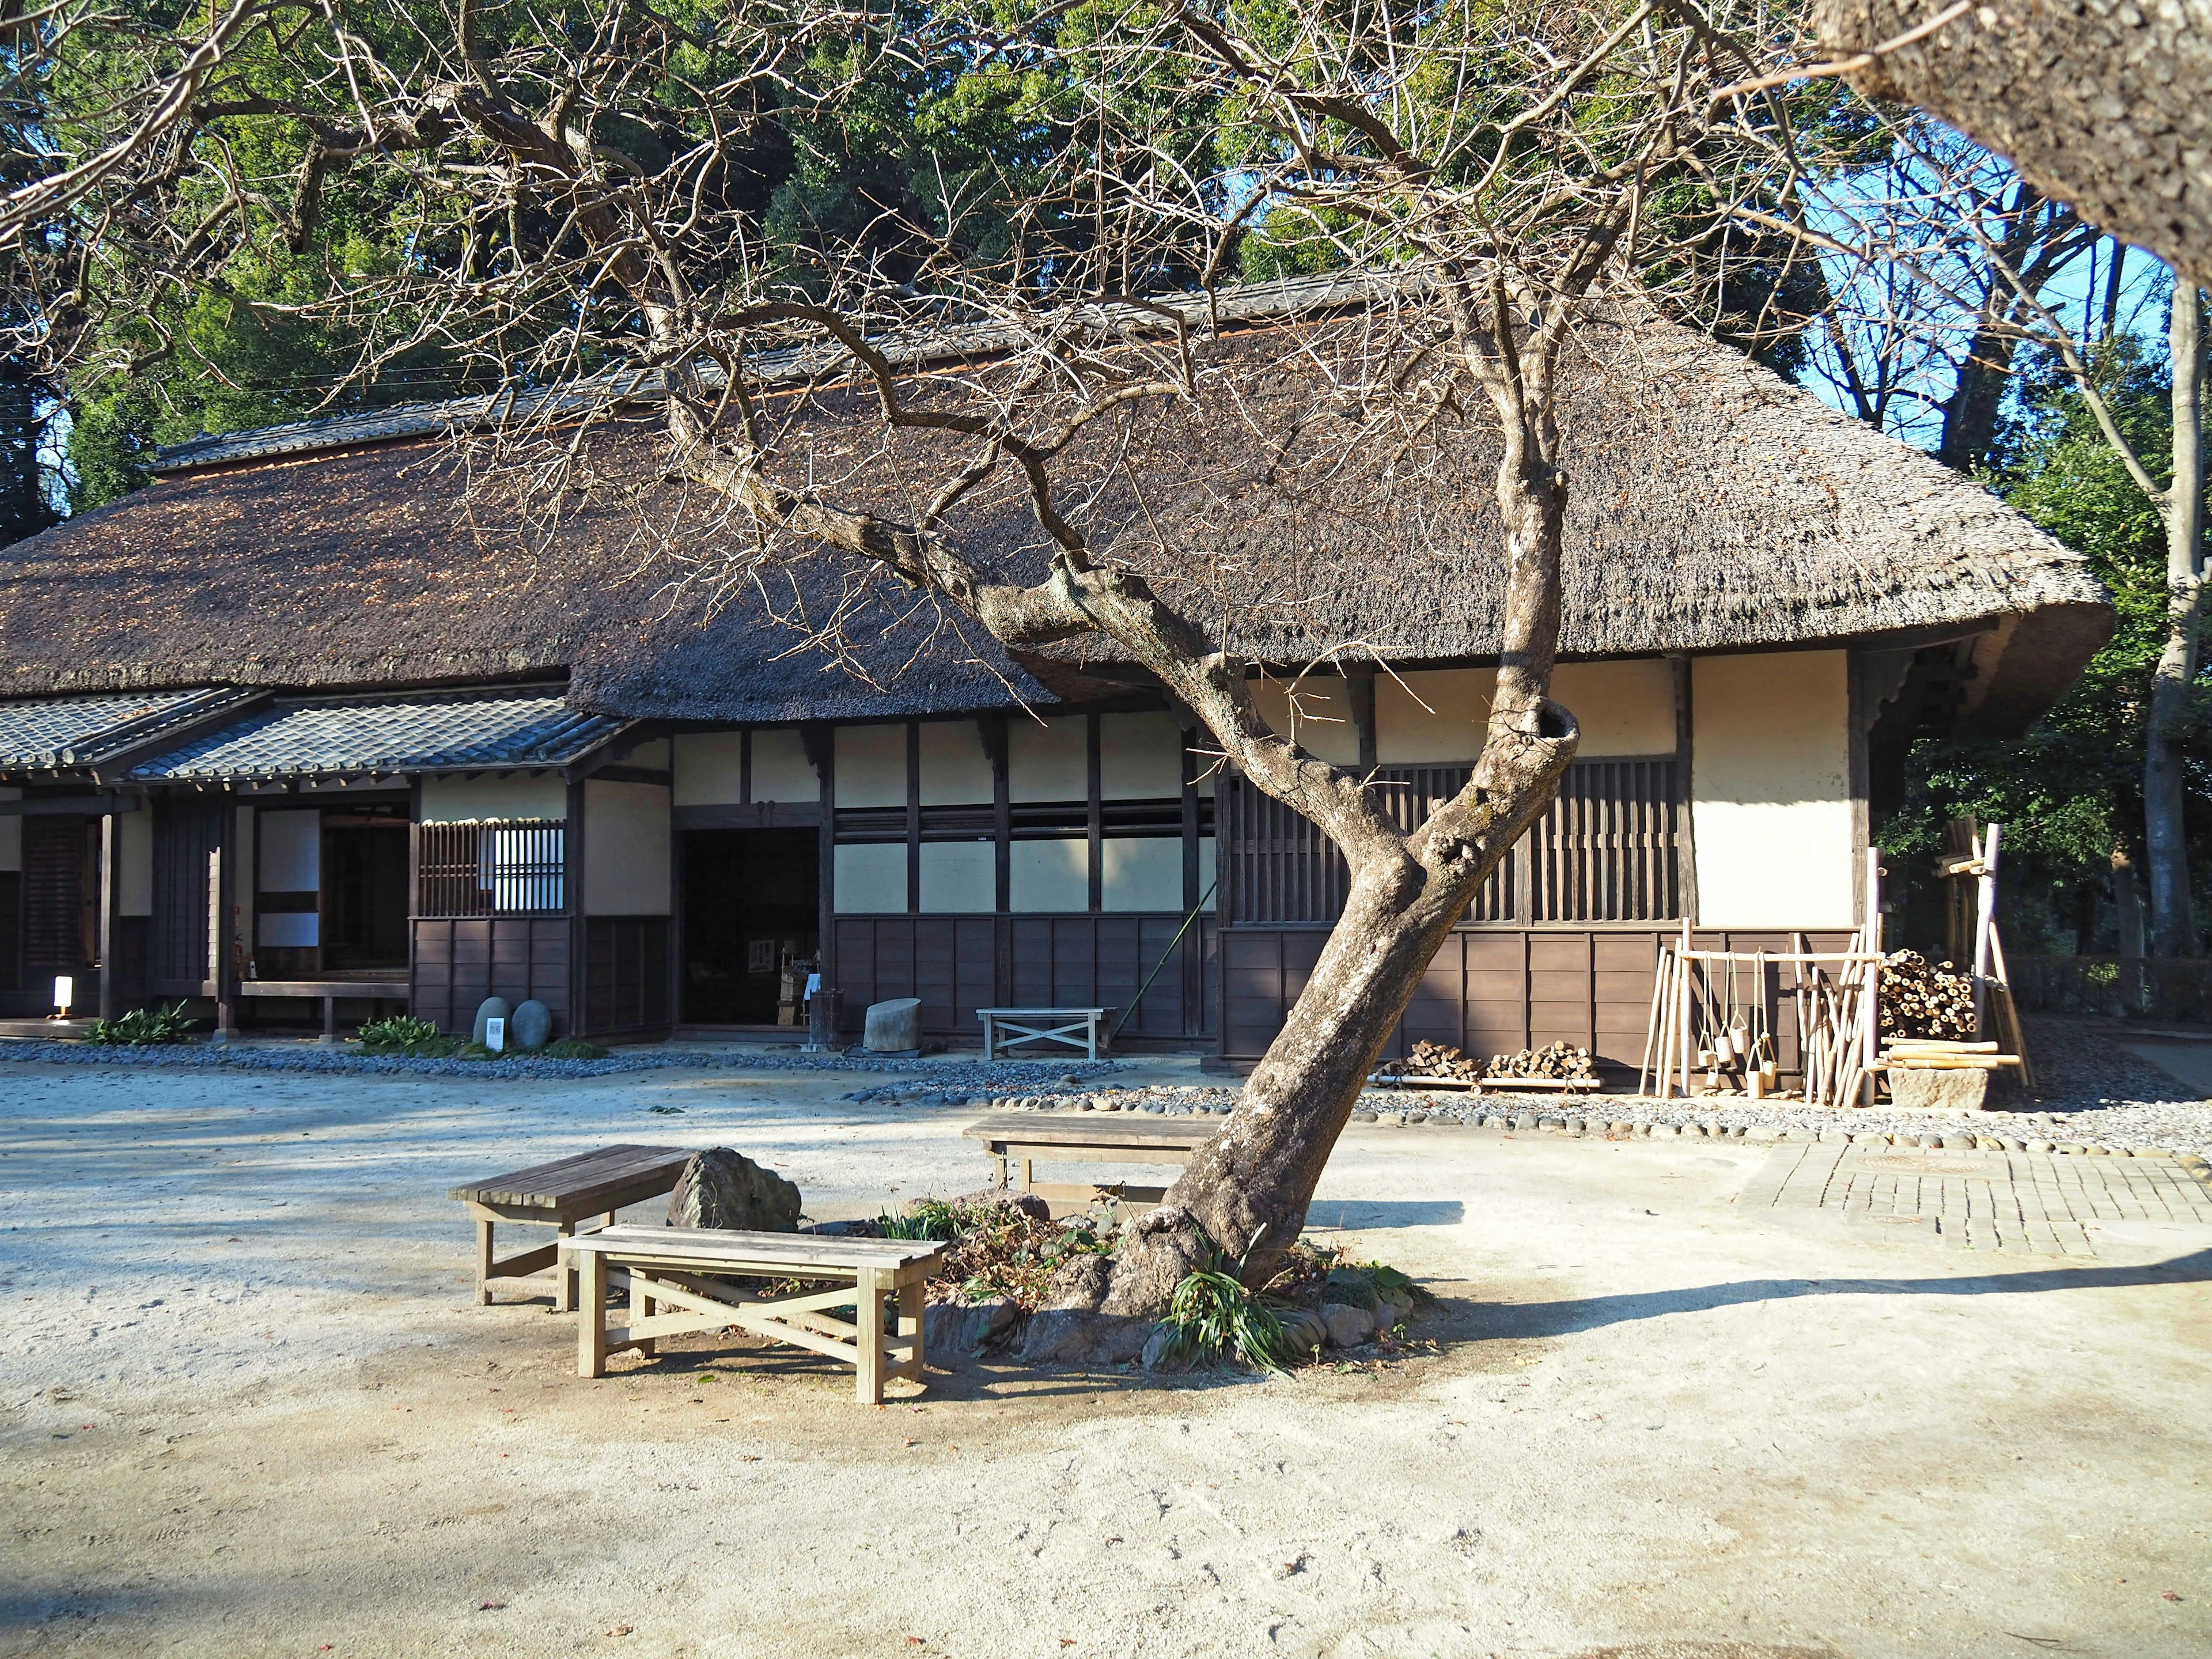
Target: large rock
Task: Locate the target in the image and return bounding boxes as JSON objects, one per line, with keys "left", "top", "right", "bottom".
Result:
{"left": 1320, "top": 1301, "right": 1376, "bottom": 1347}
{"left": 471, "top": 996, "right": 510, "bottom": 1048}
{"left": 1016, "top": 1253, "right": 1114, "bottom": 1362}
{"left": 924, "top": 1296, "right": 1021, "bottom": 1358}
{"left": 510, "top": 999, "right": 552, "bottom": 1052}
{"left": 1278, "top": 1308, "right": 1330, "bottom": 1361}
{"left": 667, "top": 1148, "right": 803, "bottom": 1233}
{"left": 1888, "top": 1067, "right": 1993, "bottom": 1111}
{"left": 863, "top": 997, "right": 923, "bottom": 1053}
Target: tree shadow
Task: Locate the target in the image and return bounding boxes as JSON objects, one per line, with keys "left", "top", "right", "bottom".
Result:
{"left": 1302, "top": 1199, "right": 1467, "bottom": 1230}
{"left": 1455, "top": 1247, "right": 2212, "bottom": 1340}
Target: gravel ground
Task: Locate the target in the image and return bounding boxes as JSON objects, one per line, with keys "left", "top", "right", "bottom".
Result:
{"left": 976, "top": 1016, "right": 2212, "bottom": 1160}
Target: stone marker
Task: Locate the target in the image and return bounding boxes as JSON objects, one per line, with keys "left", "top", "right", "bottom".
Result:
{"left": 667, "top": 1147, "right": 803, "bottom": 1232}
{"left": 863, "top": 997, "right": 923, "bottom": 1052}
{"left": 1320, "top": 1302, "right": 1376, "bottom": 1347}
{"left": 471, "top": 997, "right": 509, "bottom": 1048}
{"left": 510, "top": 999, "right": 552, "bottom": 1051}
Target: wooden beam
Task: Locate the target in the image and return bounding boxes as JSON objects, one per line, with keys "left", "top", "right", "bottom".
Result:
{"left": 0, "top": 793, "right": 142, "bottom": 816}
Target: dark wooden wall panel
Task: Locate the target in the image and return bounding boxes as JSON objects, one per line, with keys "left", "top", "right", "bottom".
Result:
{"left": 835, "top": 914, "right": 1216, "bottom": 1041}
{"left": 150, "top": 799, "right": 222, "bottom": 993}
{"left": 0, "top": 870, "right": 18, "bottom": 991}
{"left": 584, "top": 916, "right": 671, "bottom": 1036}
{"left": 412, "top": 917, "right": 571, "bottom": 1036}
{"left": 22, "top": 815, "right": 89, "bottom": 979}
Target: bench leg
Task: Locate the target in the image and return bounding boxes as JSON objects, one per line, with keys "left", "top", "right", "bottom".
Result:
{"left": 555, "top": 1219, "right": 577, "bottom": 1314}
{"left": 897, "top": 1276, "right": 925, "bottom": 1380}
{"left": 855, "top": 1267, "right": 886, "bottom": 1404}
{"left": 474, "top": 1219, "right": 495, "bottom": 1306}
{"left": 577, "top": 1251, "right": 608, "bottom": 1378}
{"left": 630, "top": 1268, "right": 658, "bottom": 1359}
{"left": 1017, "top": 1157, "right": 1033, "bottom": 1194}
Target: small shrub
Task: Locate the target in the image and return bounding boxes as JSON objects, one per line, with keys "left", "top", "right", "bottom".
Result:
{"left": 1155, "top": 1265, "right": 1293, "bottom": 1375}
{"left": 83, "top": 1003, "right": 196, "bottom": 1046}
{"left": 539, "top": 1037, "right": 609, "bottom": 1060}
{"left": 877, "top": 1198, "right": 963, "bottom": 1241}
{"left": 356, "top": 1015, "right": 457, "bottom": 1056}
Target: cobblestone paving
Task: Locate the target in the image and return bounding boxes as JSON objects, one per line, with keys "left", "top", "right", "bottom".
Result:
{"left": 1738, "top": 1141, "right": 2212, "bottom": 1256}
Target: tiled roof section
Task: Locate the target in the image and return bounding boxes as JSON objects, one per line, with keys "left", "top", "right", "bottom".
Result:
{"left": 150, "top": 269, "right": 1400, "bottom": 472}
{"left": 128, "top": 690, "right": 630, "bottom": 782}
{"left": 0, "top": 686, "right": 245, "bottom": 772}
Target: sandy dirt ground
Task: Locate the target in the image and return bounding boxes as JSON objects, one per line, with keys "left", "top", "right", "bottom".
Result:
{"left": 3, "top": 1056, "right": 2209, "bottom": 1659}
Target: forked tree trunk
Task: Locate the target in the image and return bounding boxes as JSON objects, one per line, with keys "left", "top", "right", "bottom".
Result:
{"left": 1084, "top": 451, "right": 1579, "bottom": 1327}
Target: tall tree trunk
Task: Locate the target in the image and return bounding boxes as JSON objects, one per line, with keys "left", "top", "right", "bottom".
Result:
{"left": 1084, "top": 443, "right": 1577, "bottom": 1332}
{"left": 2145, "top": 280, "right": 2205, "bottom": 959}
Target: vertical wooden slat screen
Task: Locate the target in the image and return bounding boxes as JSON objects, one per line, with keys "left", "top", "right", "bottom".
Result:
{"left": 1527, "top": 759, "right": 1679, "bottom": 922}
{"left": 416, "top": 820, "right": 566, "bottom": 917}
{"left": 1222, "top": 759, "right": 1673, "bottom": 926}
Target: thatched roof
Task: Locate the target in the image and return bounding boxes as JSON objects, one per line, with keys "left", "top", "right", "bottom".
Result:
{"left": 0, "top": 282, "right": 2109, "bottom": 735}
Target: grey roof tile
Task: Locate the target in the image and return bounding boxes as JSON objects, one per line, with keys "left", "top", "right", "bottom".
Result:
{"left": 128, "top": 689, "right": 630, "bottom": 782}
{"left": 0, "top": 686, "right": 243, "bottom": 772}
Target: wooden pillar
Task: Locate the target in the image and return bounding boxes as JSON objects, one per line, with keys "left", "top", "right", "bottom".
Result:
{"left": 1180, "top": 722, "right": 1202, "bottom": 1039}
{"left": 1671, "top": 653, "right": 1698, "bottom": 927}
{"left": 1086, "top": 713, "right": 1103, "bottom": 914}
{"left": 905, "top": 721, "right": 921, "bottom": 916}
{"left": 211, "top": 796, "right": 240, "bottom": 1040}
{"left": 804, "top": 722, "right": 835, "bottom": 1049}
{"left": 97, "top": 812, "right": 118, "bottom": 1022}
{"left": 566, "top": 777, "right": 588, "bottom": 1037}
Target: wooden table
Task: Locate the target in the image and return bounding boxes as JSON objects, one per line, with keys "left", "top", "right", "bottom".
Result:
{"left": 963, "top": 1114, "right": 1219, "bottom": 1215}
{"left": 449, "top": 1145, "right": 694, "bottom": 1312}
{"left": 560, "top": 1226, "right": 948, "bottom": 1404}
{"left": 977, "top": 1006, "right": 1115, "bottom": 1060}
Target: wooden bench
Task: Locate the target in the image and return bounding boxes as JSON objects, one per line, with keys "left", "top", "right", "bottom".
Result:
{"left": 978, "top": 1006, "right": 1115, "bottom": 1061}
{"left": 559, "top": 1226, "right": 948, "bottom": 1404}
{"left": 449, "top": 1145, "right": 695, "bottom": 1312}
{"left": 964, "top": 1114, "right": 1219, "bottom": 1215}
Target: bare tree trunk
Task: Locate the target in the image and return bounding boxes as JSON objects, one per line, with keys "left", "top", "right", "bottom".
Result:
{"left": 2145, "top": 280, "right": 2205, "bottom": 959}
{"left": 1078, "top": 440, "right": 1577, "bottom": 1340}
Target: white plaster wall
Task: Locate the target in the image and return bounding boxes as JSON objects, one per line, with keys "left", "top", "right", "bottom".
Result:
{"left": 1009, "top": 837, "right": 1088, "bottom": 910}
{"left": 421, "top": 773, "right": 568, "bottom": 823}
{"left": 1249, "top": 676, "right": 1363, "bottom": 765}
{"left": 672, "top": 733, "right": 745, "bottom": 805}
{"left": 1100, "top": 712, "right": 1187, "bottom": 798}
{"left": 1691, "top": 650, "right": 1855, "bottom": 929}
{"left": 1101, "top": 838, "right": 1181, "bottom": 911}
{"left": 1009, "top": 717, "right": 1087, "bottom": 802}
{"left": 257, "top": 809, "right": 320, "bottom": 891}
{"left": 834, "top": 842, "right": 907, "bottom": 912}
{"left": 918, "top": 841, "right": 994, "bottom": 911}
{"left": 835, "top": 725, "right": 907, "bottom": 808}
{"left": 117, "top": 808, "right": 151, "bottom": 916}
{"left": 627, "top": 738, "right": 671, "bottom": 769}
{"left": 1375, "top": 668, "right": 1490, "bottom": 762}
{"left": 0, "top": 787, "right": 17, "bottom": 872}
{"left": 1551, "top": 660, "right": 1676, "bottom": 756}
{"left": 751, "top": 729, "right": 818, "bottom": 802}
{"left": 584, "top": 781, "right": 672, "bottom": 915}
{"left": 919, "top": 722, "right": 994, "bottom": 805}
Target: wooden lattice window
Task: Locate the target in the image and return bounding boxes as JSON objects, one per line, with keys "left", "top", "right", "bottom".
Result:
{"left": 418, "top": 820, "right": 566, "bottom": 917}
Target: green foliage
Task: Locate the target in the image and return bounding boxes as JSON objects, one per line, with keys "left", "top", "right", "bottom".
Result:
{"left": 355, "top": 1015, "right": 456, "bottom": 1055}
{"left": 877, "top": 1197, "right": 965, "bottom": 1240}
{"left": 82, "top": 1003, "right": 196, "bottom": 1046}
{"left": 1877, "top": 327, "right": 2212, "bottom": 952}
{"left": 1155, "top": 1264, "right": 1293, "bottom": 1375}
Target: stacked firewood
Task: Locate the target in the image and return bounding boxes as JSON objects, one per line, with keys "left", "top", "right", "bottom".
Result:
{"left": 1374, "top": 1040, "right": 1487, "bottom": 1082}
{"left": 1878, "top": 950, "right": 1977, "bottom": 1042}
{"left": 1487, "top": 1040, "right": 1596, "bottom": 1080}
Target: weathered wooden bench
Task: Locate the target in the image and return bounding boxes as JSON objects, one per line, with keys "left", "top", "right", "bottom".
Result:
{"left": 448, "top": 1145, "right": 695, "bottom": 1312}
{"left": 964, "top": 1115, "right": 1219, "bottom": 1215}
{"left": 559, "top": 1226, "right": 948, "bottom": 1404}
{"left": 978, "top": 1006, "right": 1115, "bottom": 1061}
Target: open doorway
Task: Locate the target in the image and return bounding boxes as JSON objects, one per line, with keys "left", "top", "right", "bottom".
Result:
{"left": 322, "top": 811, "right": 410, "bottom": 969}
{"left": 681, "top": 828, "right": 818, "bottom": 1025}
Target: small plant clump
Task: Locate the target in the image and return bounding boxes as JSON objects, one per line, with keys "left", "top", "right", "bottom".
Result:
{"left": 1155, "top": 1264, "right": 1294, "bottom": 1375}
{"left": 355, "top": 1015, "right": 459, "bottom": 1056}
{"left": 870, "top": 1196, "right": 1118, "bottom": 1310}
{"left": 540, "top": 1037, "right": 609, "bottom": 1060}
{"left": 82, "top": 1003, "right": 196, "bottom": 1046}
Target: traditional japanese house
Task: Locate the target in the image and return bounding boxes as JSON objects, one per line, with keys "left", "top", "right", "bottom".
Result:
{"left": 0, "top": 279, "right": 2112, "bottom": 1074}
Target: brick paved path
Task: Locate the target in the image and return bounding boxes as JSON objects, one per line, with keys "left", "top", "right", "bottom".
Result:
{"left": 1738, "top": 1142, "right": 2212, "bottom": 1256}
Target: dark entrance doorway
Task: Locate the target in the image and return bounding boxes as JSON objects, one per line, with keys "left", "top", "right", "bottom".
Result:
{"left": 322, "top": 815, "right": 410, "bottom": 969}
{"left": 681, "top": 828, "right": 819, "bottom": 1025}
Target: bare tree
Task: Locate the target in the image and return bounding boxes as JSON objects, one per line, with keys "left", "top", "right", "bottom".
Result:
{"left": 2, "top": 0, "right": 1848, "bottom": 1331}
